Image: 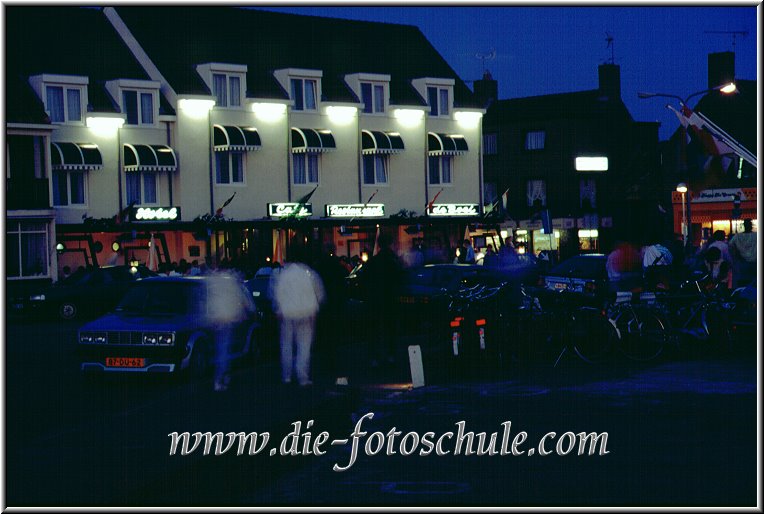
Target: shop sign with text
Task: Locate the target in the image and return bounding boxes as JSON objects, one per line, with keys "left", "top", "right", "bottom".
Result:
{"left": 325, "top": 204, "right": 385, "bottom": 218}
{"left": 428, "top": 204, "right": 479, "bottom": 217}
{"left": 692, "top": 188, "right": 747, "bottom": 203}
{"left": 131, "top": 206, "right": 180, "bottom": 222}
{"left": 268, "top": 203, "right": 313, "bottom": 218}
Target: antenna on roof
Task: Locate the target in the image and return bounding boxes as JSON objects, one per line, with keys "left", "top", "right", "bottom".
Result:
{"left": 475, "top": 48, "right": 496, "bottom": 75}
{"left": 604, "top": 32, "right": 615, "bottom": 64}
{"left": 704, "top": 30, "right": 748, "bottom": 53}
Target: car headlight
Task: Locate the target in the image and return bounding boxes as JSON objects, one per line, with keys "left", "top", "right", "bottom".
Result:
{"left": 80, "top": 332, "right": 107, "bottom": 344}
{"left": 143, "top": 332, "right": 174, "bottom": 345}
{"left": 29, "top": 294, "right": 46, "bottom": 301}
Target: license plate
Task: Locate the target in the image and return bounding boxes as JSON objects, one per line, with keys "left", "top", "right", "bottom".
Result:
{"left": 105, "top": 357, "right": 145, "bottom": 368}
{"left": 554, "top": 282, "right": 568, "bottom": 290}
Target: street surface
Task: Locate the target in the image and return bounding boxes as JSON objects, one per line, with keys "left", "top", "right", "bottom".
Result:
{"left": 3, "top": 317, "right": 758, "bottom": 507}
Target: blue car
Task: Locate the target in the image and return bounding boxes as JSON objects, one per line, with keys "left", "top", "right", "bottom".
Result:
{"left": 78, "top": 276, "right": 260, "bottom": 375}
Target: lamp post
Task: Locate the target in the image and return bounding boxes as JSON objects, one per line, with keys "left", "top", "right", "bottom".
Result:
{"left": 676, "top": 182, "right": 688, "bottom": 244}
{"left": 637, "top": 82, "right": 737, "bottom": 247}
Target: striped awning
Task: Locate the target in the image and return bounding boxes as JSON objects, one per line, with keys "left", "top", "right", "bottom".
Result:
{"left": 428, "top": 132, "right": 468, "bottom": 156}
{"left": 291, "top": 128, "right": 336, "bottom": 153}
{"left": 213, "top": 125, "right": 261, "bottom": 152}
{"left": 123, "top": 144, "right": 177, "bottom": 172}
{"left": 361, "top": 130, "right": 405, "bottom": 155}
{"left": 50, "top": 142, "right": 103, "bottom": 171}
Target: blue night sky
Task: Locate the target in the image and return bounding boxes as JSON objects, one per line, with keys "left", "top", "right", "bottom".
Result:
{"left": 255, "top": 4, "right": 758, "bottom": 141}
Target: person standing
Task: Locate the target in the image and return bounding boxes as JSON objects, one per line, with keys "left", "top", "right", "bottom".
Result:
{"left": 462, "top": 238, "right": 476, "bottom": 264}
{"left": 272, "top": 249, "right": 325, "bottom": 386}
{"left": 728, "top": 219, "right": 757, "bottom": 288}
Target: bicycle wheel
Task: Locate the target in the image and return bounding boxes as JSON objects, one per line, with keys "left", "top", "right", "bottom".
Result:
{"left": 616, "top": 304, "right": 669, "bottom": 362}
{"left": 568, "top": 306, "right": 617, "bottom": 364}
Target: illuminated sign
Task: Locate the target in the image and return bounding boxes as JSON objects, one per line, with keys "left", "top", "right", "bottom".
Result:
{"left": 693, "top": 188, "right": 747, "bottom": 203}
{"left": 325, "top": 204, "right": 385, "bottom": 218}
{"left": 267, "top": 203, "right": 313, "bottom": 218}
{"left": 575, "top": 156, "right": 608, "bottom": 171}
{"left": 428, "top": 204, "right": 479, "bottom": 217}
{"left": 131, "top": 206, "right": 180, "bottom": 222}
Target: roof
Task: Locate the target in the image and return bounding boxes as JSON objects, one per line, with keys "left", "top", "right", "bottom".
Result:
{"left": 484, "top": 89, "right": 634, "bottom": 126}
{"left": 5, "top": 6, "right": 155, "bottom": 117}
{"left": 111, "top": 6, "right": 480, "bottom": 108}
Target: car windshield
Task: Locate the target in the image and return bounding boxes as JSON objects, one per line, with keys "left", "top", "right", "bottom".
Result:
{"left": 548, "top": 257, "right": 607, "bottom": 279}
{"left": 115, "top": 282, "right": 200, "bottom": 315}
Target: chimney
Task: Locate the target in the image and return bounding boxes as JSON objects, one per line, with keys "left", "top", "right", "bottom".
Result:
{"left": 473, "top": 70, "right": 498, "bottom": 109}
{"left": 708, "top": 51, "right": 735, "bottom": 89}
{"left": 598, "top": 63, "right": 621, "bottom": 99}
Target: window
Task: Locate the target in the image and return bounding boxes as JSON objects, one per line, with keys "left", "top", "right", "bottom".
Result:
{"left": 427, "top": 86, "right": 450, "bottom": 116}
{"left": 526, "top": 180, "right": 546, "bottom": 207}
{"left": 6, "top": 220, "right": 49, "bottom": 279}
{"left": 361, "top": 82, "right": 385, "bottom": 113}
{"left": 580, "top": 178, "right": 597, "bottom": 209}
{"left": 362, "top": 154, "right": 388, "bottom": 185}
{"left": 6, "top": 135, "right": 45, "bottom": 179}
{"left": 483, "top": 133, "right": 498, "bottom": 155}
{"left": 290, "top": 78, "right": 317, "bottom": 111}
{"left": 525, "top": 131, "right": 546, "bottom": 150}
{"left": 428, "top": 155, "right": 453, "bottom": 185}
{"left": 215, "top": 152, "right": 245, "bottom": 184}
{"left": 212, "top": 73, "right": 242, "bottom": 108}
{"left": 292, "top": 153, "right": 319, "bottom": 185}
{"left": 45, "top": 85, "right": 82, "bottom": 123}
{"left": 122, "top": 90, "right": 155, "bottom": 125}
{"left": 126, "top": 172, "right": 158, "bottom": 205}
{"left": 52, "top": 171, "right": 85, "bottom": 206}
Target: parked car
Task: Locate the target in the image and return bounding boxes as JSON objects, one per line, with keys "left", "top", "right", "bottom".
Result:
{"left": 12, "top": 265, "right": 156, "bottom": 321}
{"left": 78, "top": 276, "right": 260, "bottom": 375}
{"left": 541, "top": 254, "right": 609, "bottom": 300}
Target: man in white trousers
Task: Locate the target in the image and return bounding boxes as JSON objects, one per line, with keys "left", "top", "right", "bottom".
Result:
{"left": 272, "top": 249, "right": 325, "bottom": 386}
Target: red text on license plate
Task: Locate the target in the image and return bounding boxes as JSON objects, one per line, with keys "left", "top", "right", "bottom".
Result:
{"left": 105, "top": 357, "right": 145, "bottom": 368}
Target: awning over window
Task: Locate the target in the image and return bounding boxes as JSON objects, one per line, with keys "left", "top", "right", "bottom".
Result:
{"left": 50, "top": 142, "right": 103, "bottom": 171}
{"left": 361, "top": 130, "right": 405, "bottom": 155}
{"left": 123, "top": 144, "right": 177, "bottom": 172}
{"left": 291, "top": 128, "right": 336, "bottom": 153}
{"left": 428, "top": 133, "right": 468, "bottom": 156}
{"left": 213, "top": 125, "right": 261, "bottom": 152}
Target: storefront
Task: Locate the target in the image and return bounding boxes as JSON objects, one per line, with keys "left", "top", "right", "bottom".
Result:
{"left": 672, "top": 187, "right": 757, "bottom": 246}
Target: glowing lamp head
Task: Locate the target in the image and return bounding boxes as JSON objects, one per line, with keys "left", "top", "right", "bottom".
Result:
{"left": 719, "top": 83, "right": 737, "bottom": 94}
{"left": 676, "top": 183, "right": 688, "bottom": 194}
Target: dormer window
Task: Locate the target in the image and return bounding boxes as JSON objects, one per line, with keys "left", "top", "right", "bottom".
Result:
{"left": 122, "top": 90, "right": 155, "bottom": 125}
{"left": 411, "top": 78, "right": 454, "bottom": 118}
{"left": 213, "top": 73, "right": 241, "bottom": 108}
{"left": 345, "top": 73, "right": 390, "bottom": 115}
{"left": 427, "top": 86, "right": 450, "bottom": 117}
{"left": 290, "top": 78, "right": 318, "bottom": 111}
{"left": 30, "top": 75, "right": 88, "bottom": 125}
{"left": 361, "top": 82, "right": 385, "bottom": 114}
{"left": 196, "top": 63, "right": 247, "bottom": 109}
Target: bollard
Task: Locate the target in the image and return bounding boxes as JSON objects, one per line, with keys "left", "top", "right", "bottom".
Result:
{"left": 408, "top": 345, "right": 425, "bottom": 388}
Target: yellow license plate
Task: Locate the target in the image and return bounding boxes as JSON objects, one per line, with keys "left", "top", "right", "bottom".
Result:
{"left": 105, "top": 357, "right": 145, "bottom": 368}
{"left": 554, "top": 283, "right": 568, "bottom": 290}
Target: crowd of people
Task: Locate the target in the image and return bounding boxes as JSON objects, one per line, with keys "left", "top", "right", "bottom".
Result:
{"left": 606, "top": 219, "right": 757, "bottom": 293}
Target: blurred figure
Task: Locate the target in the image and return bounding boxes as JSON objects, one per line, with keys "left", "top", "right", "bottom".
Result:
{"left": 205, "top": 270, "right": 250, "bottom": 391}
{"left": 483, "top": 244, "right": 499, "bottom": 268}
{"left": 186, "top": 260, "right": 202, "bottom": 276}
{"left": 402, "top": 239, "right": 425, "bottom": 268}
{"left": 461, "top": 239, "right": 476, "bottom": 264}
{"left": 729, "top": 219, "right": 757, "bottom": 288}
{"left": 361, "top": 233, "right": 404, "bottom": 366}
{"left": 606, "top": 240, "right": 642, "bottom": 293}
{"left": 703, "top": 246, "right": 731, "bottom": 290}
{"left": 642, "top": 239, "right": 673, "bottom": 290}
{"left": 272, "top": 249, "right": 325, "bottom": 386}
{"left": 60, "top": 265, "right": 72, "bottom": 282}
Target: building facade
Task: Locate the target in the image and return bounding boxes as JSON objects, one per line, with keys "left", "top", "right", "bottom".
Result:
{"left": 6, "top": 6, "right": 486, "bottom": 277}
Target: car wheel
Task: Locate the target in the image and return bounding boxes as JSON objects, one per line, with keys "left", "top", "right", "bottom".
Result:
{"left": 59, "top": 302, "right": 78, "bottom": 320}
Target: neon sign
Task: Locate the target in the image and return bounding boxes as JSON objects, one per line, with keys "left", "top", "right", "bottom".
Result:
{"left": 268, "top": 203, "right": 313, "bottom": 218}
{"left": 325, "top": 204, "right": 385, "bottom": 218}
{"left": 131, "top": 206, "right": 180, "bottom": 222}
{"left": 428, "top": 204, "right": 479, "bottom": 217}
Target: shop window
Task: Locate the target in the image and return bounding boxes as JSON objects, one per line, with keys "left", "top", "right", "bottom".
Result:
{"left": 6, "top": 220, "right": 49, "bottom": 279}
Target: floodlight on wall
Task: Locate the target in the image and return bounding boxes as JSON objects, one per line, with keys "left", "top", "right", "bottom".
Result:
{"left": 454, "top": 110, "right": 483, "bottom": 129}
{"left": 251, "top": 102, "right": 287, "bottom": 122}
{"left": 178, "top": 98, "right": 216, "bottom": 118}
{"left": 575, "top": 156, "right": 609, "bottom": 172}
{"left": 325, "top": 105, "right": 357, "bottom": 125}
{"left": 393, "top": 108, "right": 425, "bottom": 127}
{"left": 86, "top": 115, "right": 125, "bottom": 135}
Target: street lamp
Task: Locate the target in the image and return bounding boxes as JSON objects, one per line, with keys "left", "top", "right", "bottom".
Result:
{"left": 676, "top": 182, "right": 688, "bottom": 244}
{"left": 638, "top": 82, "right": 737, "bottom": 246}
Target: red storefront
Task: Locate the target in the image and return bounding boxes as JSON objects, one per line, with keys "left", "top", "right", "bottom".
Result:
{"left": 672, "top": 187, "right": 757, "bottom": 245}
